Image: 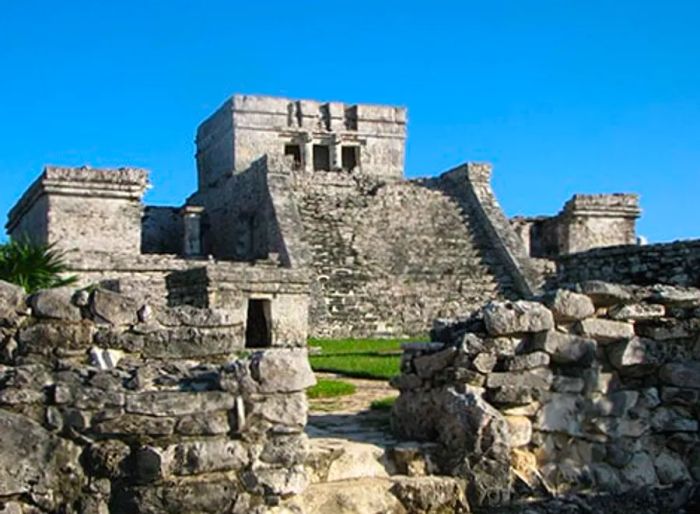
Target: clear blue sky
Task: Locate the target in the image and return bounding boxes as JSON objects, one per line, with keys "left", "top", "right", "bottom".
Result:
{"left": 1, "top": 1, "right": 698, "bottom": 242}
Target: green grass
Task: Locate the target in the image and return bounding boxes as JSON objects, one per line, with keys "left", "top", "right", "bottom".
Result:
{"left": 308, "top": 337, "right": 427, "bottom": 380}
{"left": 370, "top": 396, "right": 397, "bottom": 411}
{"left": 307, "top": 378, "right": 357, "bottom": 399}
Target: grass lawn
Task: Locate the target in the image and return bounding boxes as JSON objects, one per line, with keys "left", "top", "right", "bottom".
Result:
{"left": 307, "top": 378, "right": 357, "bottom": 399}
{"left": 308, "top": 337, "right": 427, "bottom": 380}
{"left": 370, "top": 396, "right": 397, "bottom": 411}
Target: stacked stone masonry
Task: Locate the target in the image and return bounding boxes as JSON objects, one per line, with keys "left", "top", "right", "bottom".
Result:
{"left": 391, "top": 280, "right": 700, "bottom": 509}
{"left": 5, "top": 93, "right": 655, "bottom": 339}
{"left": 556, "top": 239, "right": 700, "bottom": 289}
{"left": 0, "top": 280, "right": 316, "bottom": 514}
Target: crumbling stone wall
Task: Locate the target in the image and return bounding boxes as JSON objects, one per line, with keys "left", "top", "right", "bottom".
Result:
{"left": 0, "top": 281, "right": 315, "bottom": 514}
{"left": 6, "top": 166, "right": 149, "bottom": 255}
{"left": 556, "top": 239, "right": 700, "bottom": 288}
{"left": 392, "top": 281, "right": 700, "bottom": 508}
{"left": 512, "top": 194, "right": 641, "bottom": 259}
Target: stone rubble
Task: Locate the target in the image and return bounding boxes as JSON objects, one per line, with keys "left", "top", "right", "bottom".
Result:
{"left": 0, "top": 281, "right": 315, "bottom": 514}
{"left": 392, "top": 281, "right": 700, "bottom": 510}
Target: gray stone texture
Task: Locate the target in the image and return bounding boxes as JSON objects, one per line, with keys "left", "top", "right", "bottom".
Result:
{"left": 392, "top": 282, "right": 700, "bottom": 503}
{"left": 0, "top": 286, "right": 313, "bottom": 514}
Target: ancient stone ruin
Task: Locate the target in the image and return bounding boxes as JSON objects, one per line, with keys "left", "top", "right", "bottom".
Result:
{"left": 3, "top": 93, "right": 700, "bottom": 513}
{"left": 6, "top": 94, "right": 649, "bottom": 339}
{"left": 393, "top": 281, "right": 700, "bottom": 509}
{"left": 0, "top": 280, "right": 316, "bottom": 513}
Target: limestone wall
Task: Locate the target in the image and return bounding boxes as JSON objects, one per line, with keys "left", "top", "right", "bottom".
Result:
{"left": 6, "top": 166, "right": 149, "bottom": 255}
{"left": 512, "top": 194, "right": 641, "bottom": 259}
{"left": 293, "top": 163, "right": 542, "bottom": 338}
{"left": 195, "top": 94, "right": 406, "bottom": 188}
{"left": 391, "top": 281, "right": 700, "bottom": 507}
{"left": 556, "top": 239, "right": 700, "bottom": 288}
{"left": 0, "top": 281, "right": 316, "bottom": 514}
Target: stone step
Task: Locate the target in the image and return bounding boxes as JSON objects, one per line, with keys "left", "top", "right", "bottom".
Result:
{"left": 276, "top": 476, "right": 469, "bottom": 514}
{"left": 305, "top": 437, "right": 441, "bottom": 484}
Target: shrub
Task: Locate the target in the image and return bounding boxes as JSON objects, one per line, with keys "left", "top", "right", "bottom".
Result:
{"left": 0, "top": 238, "right": 77, "bottom": 293}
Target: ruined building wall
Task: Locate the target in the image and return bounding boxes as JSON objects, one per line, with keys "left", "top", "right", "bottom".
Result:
{"left": 291, "top": 164, "right": 540, "bottom": 338}
{"left": 195, "top": 94, "right": 406, "bottom": 187}
{"left": 512, "top": 194, "right": 641, "bottom": 258}
{"left": 0, "top": 281, "right": 316, "bottom": 514}
{"left": 6, "top": 166, "right": 149, "bottom": 255}
{"left": 556, "top": 240, "right": 700, "bottom": 288}
{"left": 392, "top": 283, "right": 700, "bottom": 508}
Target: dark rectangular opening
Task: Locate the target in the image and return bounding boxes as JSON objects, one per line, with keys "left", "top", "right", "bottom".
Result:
{"left": 313, "top": 144, "right": 331, "bottom": 171}
{"left": 284, "top": 144, "right": 302, "bottom": 170}
{"left": 341, "top": 146, "right": 359, "bottom": 172}
{"left": 245, "top": 299, "right": 272, "bottom": 348}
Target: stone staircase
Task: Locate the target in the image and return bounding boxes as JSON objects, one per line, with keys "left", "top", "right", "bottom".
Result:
{"left": 295, "top": 178, "right": 517, "bottom": 338}
{"left": 279, "top": 434, "right": 469, "bottom": 514}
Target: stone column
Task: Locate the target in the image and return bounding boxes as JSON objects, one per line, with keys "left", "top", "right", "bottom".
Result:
{"left": 181, "top": 206, "right": 205, "bottom": 257}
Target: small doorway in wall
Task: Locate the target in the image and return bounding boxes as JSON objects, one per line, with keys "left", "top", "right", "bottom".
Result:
{"left": 341, "top": 146, "right": 359, "bottom": 172}
{"left": 245, "top": 299, "right": 272, "bottom": 348}
{"left": 313, "top": 144, "right": 331, "bottom": 171}
{"left": 284, "top": 144, "right": 302, "bottom": 170}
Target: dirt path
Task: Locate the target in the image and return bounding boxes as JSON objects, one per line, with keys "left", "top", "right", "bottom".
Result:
{"left": 306, "top": 372, "right": 399, "bottom": 446}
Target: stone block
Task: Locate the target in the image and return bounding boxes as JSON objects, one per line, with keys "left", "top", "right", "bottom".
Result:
{"left": 578, "top": 281, "right": 633, "bottom": 307}
{"left": 588, "top": 390, "right": 638, "bottom": 417}
{"left": 654, "top": 451, "right": 691, "bottom": 484}
{"left": 576, "top": 318, "right": 635, "bottom": 343}
{"left": 620, "top": 452, "right": 658, "bottom": 487}
{"left": 251, "top": 349, "right": 316, "bottom": 393}
{"left": 29, "top": 288, "right": 82, "bottom": 322}
{"left": 486, "top": 368, "right": 553, "bottom": 391}
{"left": 90, "top": 289, "right": 140, "bottom": 326}
{"left": 414, "top": 346, "right": 457, "bottom": 378}
{"left": 532, "top": 331, "right": 596, "bottom": 364}
{"left": 483, "top": 301, "right": 553, "bottom": 336}
{"left": 503, "top": 351, "right": 550, "bottom": 371}
{"left": 472, "top": 352, "right": 497, "bottom": 373}
{"left": 125, "top": 391, "right": 235, "bottom": 417}
{"left": 91, "top": 414, "right": 176, "bottom": 436}
{"left": 247, "top": 392, "right": 307, "bottom": 431}
{"left": 547, "top": 289, "right": 595, "bottom": 322}
{"left": 651, "top": 406, "right": 698, "bottom": 432}
{"left": 551, "top": 375, "right": 585, "bottom": 393}
{"left": 608, "top": 303, "right": 665, "bottom": 321}
{"left": 171, "top": 438, "right": 248, "bottom": 475}
{"left": 607, "top": 337, "right": 663, "bottom": 375}
{"left": 505, "top": 416, "right": 532, "bottom": 447}
{"left": 175, "top": 412, "right": 231, "bottom": 435}
{"left": 0, "top": 280, "right": 27, "bottom": 326}
{"left": 659, "top": 362, "right": 700, "bottom": 389}
{"left": 535, "top": 393, "right": 584, "bottom": 436}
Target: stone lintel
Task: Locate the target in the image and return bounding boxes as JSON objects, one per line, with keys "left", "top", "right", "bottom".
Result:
{"left": 561, "top": 194, "right": 641, "bottom": 219}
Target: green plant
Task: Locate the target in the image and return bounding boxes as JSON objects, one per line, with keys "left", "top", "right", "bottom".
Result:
{"left": 0, "top": 238, "right": 77, "bottom": 293}
{"left": 370, "top": 396, "right": 397, "bottom": 411}
{"left": 307, "top": 378, "right": 357, "bottom": 399}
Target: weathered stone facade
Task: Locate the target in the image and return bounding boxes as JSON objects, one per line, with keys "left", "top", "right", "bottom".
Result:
{"left": 0, "top": 280, "right": 316, "bottom": 513}
{"left": 512, "top": 193, "right": 641, "bottom": 258}
{"left": 392, "top": 281, "right": 700, "bottom": 508}
{"left": 5, "top": 93, "right": 655, "bottom": 338}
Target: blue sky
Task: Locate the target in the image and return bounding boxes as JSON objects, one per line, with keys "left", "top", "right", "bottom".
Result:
{"left": 1, "top": 1, "right": 698, "bottom": 242}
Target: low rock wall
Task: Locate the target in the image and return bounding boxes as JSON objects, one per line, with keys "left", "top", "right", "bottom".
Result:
{"left": 0, "top": 281, "right": 315, "bottom": 514}
{"left": 555, "top": 239, "right": 700, "bottom": 288}
{"left": 391, "top": 281, "right": 700, "bottom": 507}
